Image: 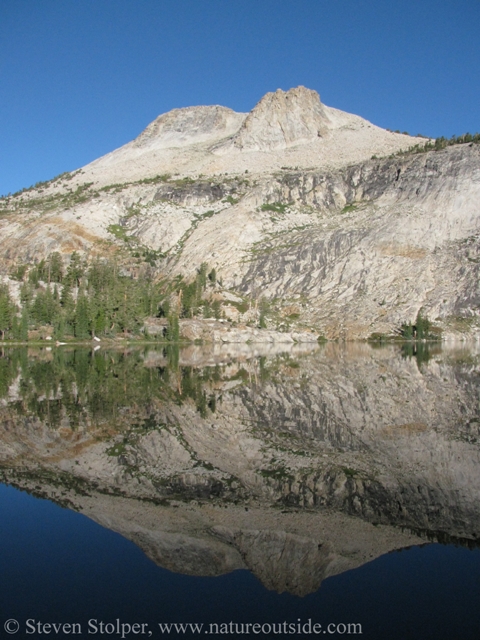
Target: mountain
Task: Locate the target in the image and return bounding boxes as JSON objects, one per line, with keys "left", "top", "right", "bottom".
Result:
{"left": 1, "top": 86, "right": 479, "bottom": 340}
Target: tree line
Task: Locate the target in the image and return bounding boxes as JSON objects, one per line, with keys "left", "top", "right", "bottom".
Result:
{"left": 0, "top": 252, "right": 219, "bottom": 342}
{"left": 399, "top": 132, "right": 480, "bottom": 156}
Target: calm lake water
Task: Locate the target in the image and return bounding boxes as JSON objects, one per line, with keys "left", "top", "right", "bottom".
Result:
{"left": 0, "top": 343, "right": 479, "bottom": 639}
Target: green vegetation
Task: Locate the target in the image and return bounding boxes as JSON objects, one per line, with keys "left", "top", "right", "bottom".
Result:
{"left": 107, "top": 224, "right": 132, "bottom": 243}
{"left": 157, "top": 262, "right": 214, "bottom": 322}
{"left": 136, "top": 173, "right": 171, "bottom": 185}
{"left": 259, "top": 466, "right": 294, "bottom": 482}
{"left": 0, "top": 251, "right": 240, "bottom": 342}
{"left": 399, "top": 132, "right": 480, "bottom": 157}
{"left": 368, "top": 313, "right": 441, "bottom": 345}
{"left": 1, "top": 252, "right": 162, "bottom": 340}
{"left": 1, "top": 248, "right": 282, "bottom": 343}
{"left": 223, "top": 195, "right": 239, "bottom": 205}
{"left": 0, "top": 170, "right": 174, "bottom": 202}
{"left": 260, "top": 202, "right": 289, "bottom": 214}
{"left": 228, "top": 299, "right": 249, "bottom": 314}
{"left": 1, "top": 170, "right": 79, "bottom": 199}
{"left": 341, "top": 203, "right": 357, "bottom": 214}
{"left": 208, "top": 268, "right": 216, "bottom": 284}
{"left": 0, "top": 182, "right": 94, "bottom": 216}
{"left": 258, "top": 297, "right": 269, "bottom": 329}
{"left": 400, "top": 312, "right": 441, "bottom": 341}
{"left": 0, "top": 171, "right": 224, "bottom": 216}
{"left": 368, "top": 332, "right": 390, "bottom": 344}
{"left": 0, "top": 285, "right": 16, "bottom": 340}
{"left": 443, "top": 315, "right": 480, "bottom": 333}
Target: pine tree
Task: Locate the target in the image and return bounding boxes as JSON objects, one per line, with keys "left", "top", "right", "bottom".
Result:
{"left": 28, "top": 266, "right": 40, "bottom": 286}
{"left": 415, "top": 313, "right": 430, "bottom": 340}
{"left": 49, "top": 252, "right": 63, "bottom": 283}
{"left": 20, "top": 282, "right": 34, "bottom": 308}
{"left": 0, "top": 286, "right": 14, "bottom": 340}
{"left": 65, "top": 252, "right": 84, "bottom": 288}
{"left": 20, "top": 307, "right": 29, "bottom": 341}
{"left": 74, "top": 294, "right": 90, "bottom": 339}
{"left": 198, "top": 263, "right": 208, "bottom": 290}
{"left": 401, "top": 322, "right": 413, "bottom": 339}
{"left": 31, "top": 286, "right": 59, "bottom": 325}
{"left": 212, "top": 300, "right": 221, "bottom": 320}
{"left": 60, "top": 282, "right": 75, "bottom": 335}
{"left": 208, "top": 268, "right": 217, "bottom": 284}
{"left": 259, "top": 297, "right": 269, "bottom": 329}
{"left": 166, "top": 313, "right": 180, "bottom": 342}
{"left": 53, "top": 313, "right": 65, "bottom": 340}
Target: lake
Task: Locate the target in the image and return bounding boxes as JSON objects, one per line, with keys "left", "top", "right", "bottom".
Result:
{"left": 0, "top": 342, "right": 479, "bottom": 639}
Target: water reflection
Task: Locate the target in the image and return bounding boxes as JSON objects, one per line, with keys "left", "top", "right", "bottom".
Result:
{"left": 0, "top": 342, "right": 479, "bottom": 596}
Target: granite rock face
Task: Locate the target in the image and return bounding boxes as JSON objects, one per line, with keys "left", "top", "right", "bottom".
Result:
{"left": 234, "top": 145, "right": 480, "bottom": 338}
{"left": 134, "top": 105, "right": 246, "bottom": 149}
{"left": 230, "top": 86, "right": 331, "bottom": 151}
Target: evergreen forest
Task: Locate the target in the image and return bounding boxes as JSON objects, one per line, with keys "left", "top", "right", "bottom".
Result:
{"left": 0, "top": 252, "right": 219, "bottom": 342}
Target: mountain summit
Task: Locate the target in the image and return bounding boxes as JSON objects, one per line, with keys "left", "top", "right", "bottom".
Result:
{"left": 134, "top": 105, "right": 245, "bottom": 150}
{"left": 80, "top": 86, "right": 420, "bottom": 187}
{"left": 133, "top": 86, "right": 335, "bottom": 153}
{"left": 230, "top": 86, "right": 331, "bottom": 151}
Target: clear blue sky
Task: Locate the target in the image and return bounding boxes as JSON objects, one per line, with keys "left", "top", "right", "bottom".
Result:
{"left": 1, "top": 0, "right": 479, "bottom": 195}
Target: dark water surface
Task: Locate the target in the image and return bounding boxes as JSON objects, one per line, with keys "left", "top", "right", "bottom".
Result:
{"left": 0, "top": 344, "right": 479, "bottom": 639}
{"left": 2, "top": 483, "right": 480, "bottom": 640}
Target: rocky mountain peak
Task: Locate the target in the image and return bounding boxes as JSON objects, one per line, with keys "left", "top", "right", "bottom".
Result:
{"left": 82, "top": 86, "right": 417, "bottom": 182}
{"left": 231, "top": 86, "right": 332, "bottom": 151}
{"left": 134, "top": 105, "right": 245, "bottom": 149}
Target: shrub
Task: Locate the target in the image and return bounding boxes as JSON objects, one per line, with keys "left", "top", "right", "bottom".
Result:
{"left": 260, "top": 202, "right": 288, "bottom": 214}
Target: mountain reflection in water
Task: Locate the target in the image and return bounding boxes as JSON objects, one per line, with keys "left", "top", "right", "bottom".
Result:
{"left": 0, "top": 342, "right": 479, "bottom": 599}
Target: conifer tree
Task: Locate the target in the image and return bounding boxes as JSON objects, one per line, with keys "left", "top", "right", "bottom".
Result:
{"left": 49, "top": 252, "right": 63, "bottom": 283}
{"left": 74, "top": 294, "right": 90, "bottom": 339}
{"left": 65, "top": 252, "right": 84, "bottom": 288}
{"left": 0, "top": 286, "right": 14, "bottom": 340}
{"left": 20, "top": 307, "right": 29, "bottom": 341}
